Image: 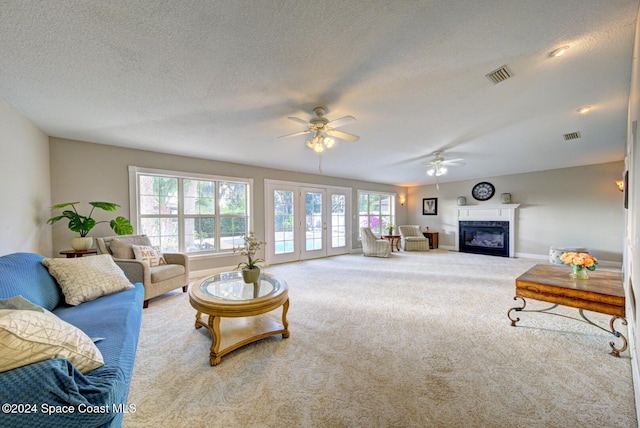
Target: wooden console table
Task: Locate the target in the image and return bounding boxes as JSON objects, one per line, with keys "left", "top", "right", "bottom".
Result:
{"left": 422, "top": 232, "right": 438, "bottom": 249}
{"left": 508, "top": 264, "right": 627, "bottom": 356}
{"left": 60, "top": 249, "right": 98, "bottom": 258}
{"left": 381, "top": 235, "right": 401, "bottom": 252}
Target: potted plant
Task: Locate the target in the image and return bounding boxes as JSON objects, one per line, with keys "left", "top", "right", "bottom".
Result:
{"left": 233, "top": 231, "right": 266, "bottom": 283}
{"left": 47, "top": 201, "right": 134, "bottom": 251}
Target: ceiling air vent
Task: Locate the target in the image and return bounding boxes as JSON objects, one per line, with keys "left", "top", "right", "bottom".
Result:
{"left": 486, "top": 65, "right": 512, "bottom": 84}
{"left": 563, "top": 131, "right": 581, "bottom": 141}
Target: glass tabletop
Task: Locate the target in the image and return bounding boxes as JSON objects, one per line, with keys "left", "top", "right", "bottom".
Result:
{"left": 200, "top": 271, "right": 281, "bottom": 301}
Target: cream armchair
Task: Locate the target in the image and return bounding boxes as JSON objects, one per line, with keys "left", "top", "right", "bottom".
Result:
{"left": 360, "top": 227, "right": 391, "bottom": 258}
{"left": 398, "top": 225, "right": 430, "bottom": 252}
{"left": 96, "top": 235, "right": 190, "bottom": 308}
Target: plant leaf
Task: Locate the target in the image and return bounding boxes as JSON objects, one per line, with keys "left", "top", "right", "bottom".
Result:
{"left": 110, "top": 216, "right": 133, "bottom": 235}
{"left": 50, "top": 202, "right": 80, "bottom": 210}
{"left": 90, "top": 202, "right": 121, "bottom": 211}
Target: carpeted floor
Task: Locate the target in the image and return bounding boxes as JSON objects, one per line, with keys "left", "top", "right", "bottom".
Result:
{"left": 123, "top": 250, "right": 637, "bottom": 427}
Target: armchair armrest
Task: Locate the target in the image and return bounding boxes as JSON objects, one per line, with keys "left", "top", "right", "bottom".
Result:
{"left": 112, "top": 258, "right": 150, "bottom": 284}
{"left": 163, "top": 253, "right": 190, "bottom": 271}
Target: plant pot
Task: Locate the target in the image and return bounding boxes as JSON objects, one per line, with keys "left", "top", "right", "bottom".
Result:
{"left": 71, "top": 236, "right": 93, "bottom": 251}
{"left": 242, "top": 268, "right": 261, "bottom": 284}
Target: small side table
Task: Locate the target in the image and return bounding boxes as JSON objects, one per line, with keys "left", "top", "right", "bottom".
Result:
{"left": 381, "top": 235, "right": 401, "bottom": 252}
{"left": 422, "top": 232, "right": 439, "bottom": 249}
{"left": 60, "top": 249, "right": 98, "bottom": 258}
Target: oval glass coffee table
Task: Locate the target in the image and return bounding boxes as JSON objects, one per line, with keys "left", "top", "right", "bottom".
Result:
{"left": 188, "top": 271, "right": 290, "bottom": 366}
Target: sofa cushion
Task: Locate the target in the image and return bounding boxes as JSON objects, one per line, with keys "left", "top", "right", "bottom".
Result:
{"left": 0, "top": 253, "right": 62, "bottom": 311}
{"left": 109, "top": 235, "right": 153, "bottom": 259}
{"left": 42, "top": 255, "right": 134, "bottom": 306}
{"left": 132, "top": 244, "right": 167, "bottom": 266}
{"left": 0, "top": 305, "right": 104, "bottom": 374}
{"left": 150, "top": 263, "right": 186, "bottom": 283}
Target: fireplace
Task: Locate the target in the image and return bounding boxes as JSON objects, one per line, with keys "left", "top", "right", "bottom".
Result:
{"left": 455, "top": 204, "right": 519, "bottom": 258}
{"left": 459, "top": 221, "right": 509, "bottom": 257}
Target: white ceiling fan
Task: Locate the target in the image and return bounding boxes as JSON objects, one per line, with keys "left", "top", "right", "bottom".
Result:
{"left": 426, "top": 151, "right": 465, "bottom": 176}
{"left": 278, "top": 106, "right": 360, "bottom": 173}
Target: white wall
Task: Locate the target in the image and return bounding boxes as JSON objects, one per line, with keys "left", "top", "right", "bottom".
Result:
{"left": 624, "top": 2, "right": 640, "bottom": 422}
{"left": 407, "top": 161, "right": 625, "bottom": 263}
{"left": 0, "top": 98, "right": 51, "bottom": 256}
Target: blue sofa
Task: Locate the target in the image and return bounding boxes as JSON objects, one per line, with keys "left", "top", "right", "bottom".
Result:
{"left": 0, "top": 252, "right": 144, "bottom": 428}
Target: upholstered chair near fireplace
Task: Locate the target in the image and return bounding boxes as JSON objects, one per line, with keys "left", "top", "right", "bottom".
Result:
{"left": 398, "top": 225, "right": 430, "bottom": 252}
{"left": 96, "top": 235, "right": 190, "bottom": 308}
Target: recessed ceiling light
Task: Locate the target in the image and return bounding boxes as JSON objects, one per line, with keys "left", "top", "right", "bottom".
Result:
{"left": 549, "top": 46, "right": 570, "bottom": 57}
{"left": 577, "top": 106, "right": 592, "bottom": 114}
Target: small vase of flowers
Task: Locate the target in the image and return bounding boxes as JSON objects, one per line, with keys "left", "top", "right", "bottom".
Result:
{"left": 560, "top": 251, "right": 598, "bottom": 280}
{"left": 385, "top": 223, "right": 396, "bottom": 235}
{"left": 233, "top": 232, "right": 266, "bottom": 283}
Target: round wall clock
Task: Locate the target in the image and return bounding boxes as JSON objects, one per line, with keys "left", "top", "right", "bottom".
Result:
{"left": 472, "top": 182, "right": 495, "bottom": 201}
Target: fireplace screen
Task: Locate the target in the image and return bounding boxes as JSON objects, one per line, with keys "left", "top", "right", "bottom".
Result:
{"left": 459, "top": 221, "right": 509, "bottom": 257}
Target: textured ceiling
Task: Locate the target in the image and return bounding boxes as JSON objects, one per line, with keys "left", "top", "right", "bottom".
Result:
{"left": 1, "top": 1, "right": 638, "bottom": 186}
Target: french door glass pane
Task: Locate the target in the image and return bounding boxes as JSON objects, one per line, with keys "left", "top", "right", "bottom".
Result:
{"left": 306, "top": 192, "right": 323, "bottom": 251}
{"left": 331, "top": 194, "right": 346, "bottom": 248}
{"left": 274, "top": 190, "right": 294, "bottom": 254}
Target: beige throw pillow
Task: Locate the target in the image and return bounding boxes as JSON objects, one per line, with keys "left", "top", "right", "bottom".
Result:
{"left": 42, "top": 254, "right": 134, "bottom": 306}
{"left": 132, "top": 245, "right": 167, "bottom": 267}
{"left": 0, "top": 308, "right": 104, "bottom": 374}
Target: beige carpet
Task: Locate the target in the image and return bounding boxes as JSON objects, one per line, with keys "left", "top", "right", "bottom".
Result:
{"left": 123, "top": 250, "right": 637, "bottom": 427}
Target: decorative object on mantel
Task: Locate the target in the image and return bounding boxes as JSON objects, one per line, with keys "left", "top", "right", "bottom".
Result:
{"left": 560, "top": 251, "right": 598, "bottom": 280}
{"left": 47, "top": 202, "right": 133, "bottom": 251}
{"left": 471, "top": 182, "right": 495, "bottom": 201}
{"left": 457, "top": 196, "right": 466, "bottom": 206}
{"left": 233, "top": 231, "right": 266, "bottom": 284}
{"left": 422, "top": 198, "right": 437, "bottom": 215}
{"left": 501, "top": 193, "right": 511, "bottom": 204}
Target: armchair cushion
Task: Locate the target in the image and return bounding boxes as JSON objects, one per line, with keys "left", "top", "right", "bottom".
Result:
{"left": 109, "top": 235, "right": 153, "bottom": 259}
{"left": 150, "top": 264, "right": 186, "bottom": 283}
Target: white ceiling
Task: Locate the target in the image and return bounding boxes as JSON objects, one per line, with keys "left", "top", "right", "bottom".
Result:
{"left": 1, "top": 1, "right": 638, "bottom": 186}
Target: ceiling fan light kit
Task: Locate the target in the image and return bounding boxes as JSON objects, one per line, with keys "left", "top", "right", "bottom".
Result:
{"left": 278, "top": 106, "right": 360, "bottom": 173}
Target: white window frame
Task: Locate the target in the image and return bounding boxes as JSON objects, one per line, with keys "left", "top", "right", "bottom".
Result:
{"left": 128, "top": 166, "right": 253, "bottom": 255}
{"left": 357, "top": 190, "right": 397, "bottom": 238}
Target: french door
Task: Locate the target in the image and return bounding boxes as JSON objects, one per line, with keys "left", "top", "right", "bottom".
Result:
{"left": 265, "top": 180, "right": 350, "bottom": 265}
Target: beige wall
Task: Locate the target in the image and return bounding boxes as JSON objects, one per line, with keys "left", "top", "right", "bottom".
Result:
{"left": 407, "top": 161, "right": 625, "bottom": 263}
{"left": 0, "top": 98, "right": 51, "bottom": 256}
{"left": 49, "top": 137, "right": 407, "bottom": 271}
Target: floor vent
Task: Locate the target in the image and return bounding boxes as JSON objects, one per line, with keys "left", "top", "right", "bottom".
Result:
{"left": 486, "top": 65, "right": 512, "bottom": 84}
{"left": 563, "top": 131, "right": 581, "bottom": 141}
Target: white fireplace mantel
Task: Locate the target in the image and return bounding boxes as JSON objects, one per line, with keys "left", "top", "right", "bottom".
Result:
{"left": 455, "top": 204, "right": 520, "bottom": 257}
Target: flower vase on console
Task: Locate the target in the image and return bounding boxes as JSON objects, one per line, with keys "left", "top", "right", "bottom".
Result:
{"left": 570, "top": 264, "right": 589, "bottom": 280}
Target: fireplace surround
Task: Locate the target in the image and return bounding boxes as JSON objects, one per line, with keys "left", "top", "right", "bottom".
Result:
{"left": 455, "top": 204, "right": 520, "bottom": 257}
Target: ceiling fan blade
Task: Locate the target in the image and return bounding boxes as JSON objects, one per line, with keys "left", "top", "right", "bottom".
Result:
{"left": 327, "top": 115, "right": 356, "bottom": 128}
{"left": 287, "top": 116, "right": 309, "bottom": 125}
{"left": 277, "top": 129, "right": 312, "bottom": 139}
{"left": 441, "top": 158, "right": 465, "bottom": 166}
{"left": 327, "top": 129, "right": 360, "bottom": 142}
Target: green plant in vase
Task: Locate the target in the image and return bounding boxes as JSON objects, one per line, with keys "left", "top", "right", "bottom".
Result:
{"left": 47, "top": 201, "right": 134, "bottom": 250}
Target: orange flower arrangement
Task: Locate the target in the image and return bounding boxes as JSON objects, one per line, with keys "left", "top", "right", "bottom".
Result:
{"left": 560, "top": 252, "right": 598, "bottom": 271}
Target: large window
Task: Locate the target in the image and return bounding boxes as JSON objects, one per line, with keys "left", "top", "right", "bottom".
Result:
{"left": 130, "top": 167, "right": 251, "bottom": 254}
{"left": 358, "top": 191, "right": 396, "bottom": 236}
